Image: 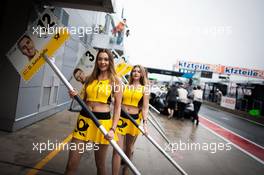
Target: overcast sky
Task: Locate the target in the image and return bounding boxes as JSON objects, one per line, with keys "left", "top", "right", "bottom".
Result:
{"left": 121, "top": 0, "right": 264, "bottom": 73}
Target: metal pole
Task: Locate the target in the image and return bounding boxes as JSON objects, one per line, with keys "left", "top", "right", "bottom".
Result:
{"left": 149, "top": 104, "right": 161, "bottom": 114}
{"left": 149, "top": 111, "right": 166, "bottom": 134}
{"left": 43, "top": 55, "right": 141, "bottom": 175}
{"left": 121, "top": 109, "right": 188, "bottom": 175}
{"left": 148, "top": 117, "right": 170, "bottom": 144}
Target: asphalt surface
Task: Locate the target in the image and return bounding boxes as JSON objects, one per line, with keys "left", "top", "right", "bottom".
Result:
{"left": 200, "top": 105, "right": 264, "bottom": 147}
{"left": 0, "top": 107, "right": 263, "bottom": 175}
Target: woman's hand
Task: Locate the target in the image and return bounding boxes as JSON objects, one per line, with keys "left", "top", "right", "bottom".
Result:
{"left": 143, "top": 122, "right": 148, "bottom": 135}
{"left": 105, "top": 128, "right": 115, "bottom": 141}
{"left": 68, "top": 89, "right": 78, "bottom": 98}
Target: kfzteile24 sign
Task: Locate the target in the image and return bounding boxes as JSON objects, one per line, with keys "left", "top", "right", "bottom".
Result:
{"left": 177, "top": 60, "right": 264, "bottom": 79}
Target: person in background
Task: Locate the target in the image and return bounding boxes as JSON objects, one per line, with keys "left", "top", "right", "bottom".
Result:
{"left": 177, "top": 84, "right": 189, "bottom": 120}
{"left": 112, "top": 18, "right": 127, "bottom": 45}
{"left": 166, "top": 84, "right": 178, "bottom": 119}
{"left": 192, "top": 86, "right": 203, "bottom": 125}
{"left": 215, "top": 89, "right": 223, "bottom": 105}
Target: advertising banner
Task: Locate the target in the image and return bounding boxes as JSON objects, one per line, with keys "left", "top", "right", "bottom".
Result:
{"left": 6, "top": 9, "right": 70, "bottom": 81}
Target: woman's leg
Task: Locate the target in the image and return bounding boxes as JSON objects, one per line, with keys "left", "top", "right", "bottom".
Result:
{"left": 65, "top": 138, "right": 85, "bottom": 175}
{"left": 112, "top": 134, "right": 124, "bottom": 175}
{"left": 94, "top": 144, "right": 109, "bottom": 175}
{"left": 123, "top": 134, "right": 137, "bottom": 175}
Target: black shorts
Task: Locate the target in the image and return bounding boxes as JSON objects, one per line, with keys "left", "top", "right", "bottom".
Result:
{"left": 80, "top": 109, "right": 111, "bottom": 120}
{"left": 120, "top": 110, "right": 140, "bottom": 120}
{"left": 167, "top": 100, "right": 177, "bottom": 109}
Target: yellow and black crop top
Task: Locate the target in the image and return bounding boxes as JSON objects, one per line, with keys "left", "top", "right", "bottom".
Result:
{"left": 122, "top": 85, "right": 144, "bottom": 107}
{"left": 86, "top": 79, "right": 112, "bottom": 104}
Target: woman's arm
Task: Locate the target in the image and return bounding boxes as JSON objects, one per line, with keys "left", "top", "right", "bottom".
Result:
{"left": 112, "top": 78, "right": 123, "bottom": 130}
{"left": 142, "top": 87, "right": 150, "bottom": 123}
{"left": 141, "top": 87, "right": 150, "bottom": 135}
{"left": 105, "top": 78, "right": 122, "bottom": 140}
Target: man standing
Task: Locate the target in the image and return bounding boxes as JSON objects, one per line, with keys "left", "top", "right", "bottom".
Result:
{"left": 112, "top": 18, "right": 127, "bottom": 45}
{"left": 215, "top": 89, "right": 223, "bottom": 105}
{"left": 177, "top": 84, "right": 188, "bottom": 120}
{"left": 192, "top": 86, "right": 203, "bottom": 125}
{"left": 166, "top": 84, "right": 178, "bottom": 119}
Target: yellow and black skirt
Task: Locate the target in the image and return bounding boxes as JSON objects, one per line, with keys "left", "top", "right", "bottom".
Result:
{"left": 117, "top": 110, "right": 142, "bottom": 136}
{"left": 73, "top": 110, "right": 118, "bottom": 144}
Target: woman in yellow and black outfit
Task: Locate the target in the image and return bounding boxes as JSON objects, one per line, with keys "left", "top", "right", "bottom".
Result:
{"left": 112, "top": 65, "right": 149, "bottom": 175}
{"left": 65, "top": 49, "right": 122, "bottom": 175}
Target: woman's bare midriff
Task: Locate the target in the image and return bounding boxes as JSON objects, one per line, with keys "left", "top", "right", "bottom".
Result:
{"left": 122, "top": 104, "right": 140, "bottom": 115}
{"left": 86, "top": 101, "right": 111, "bottom": 112}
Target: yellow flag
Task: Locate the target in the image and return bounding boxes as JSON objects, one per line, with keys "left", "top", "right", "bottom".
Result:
{"left": 115, "top": 61, "right": 133, "bottom": 77}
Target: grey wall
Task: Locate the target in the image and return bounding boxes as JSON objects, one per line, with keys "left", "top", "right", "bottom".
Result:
{"left": 0, "top": 0, "right": 34, "bottom": 131}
